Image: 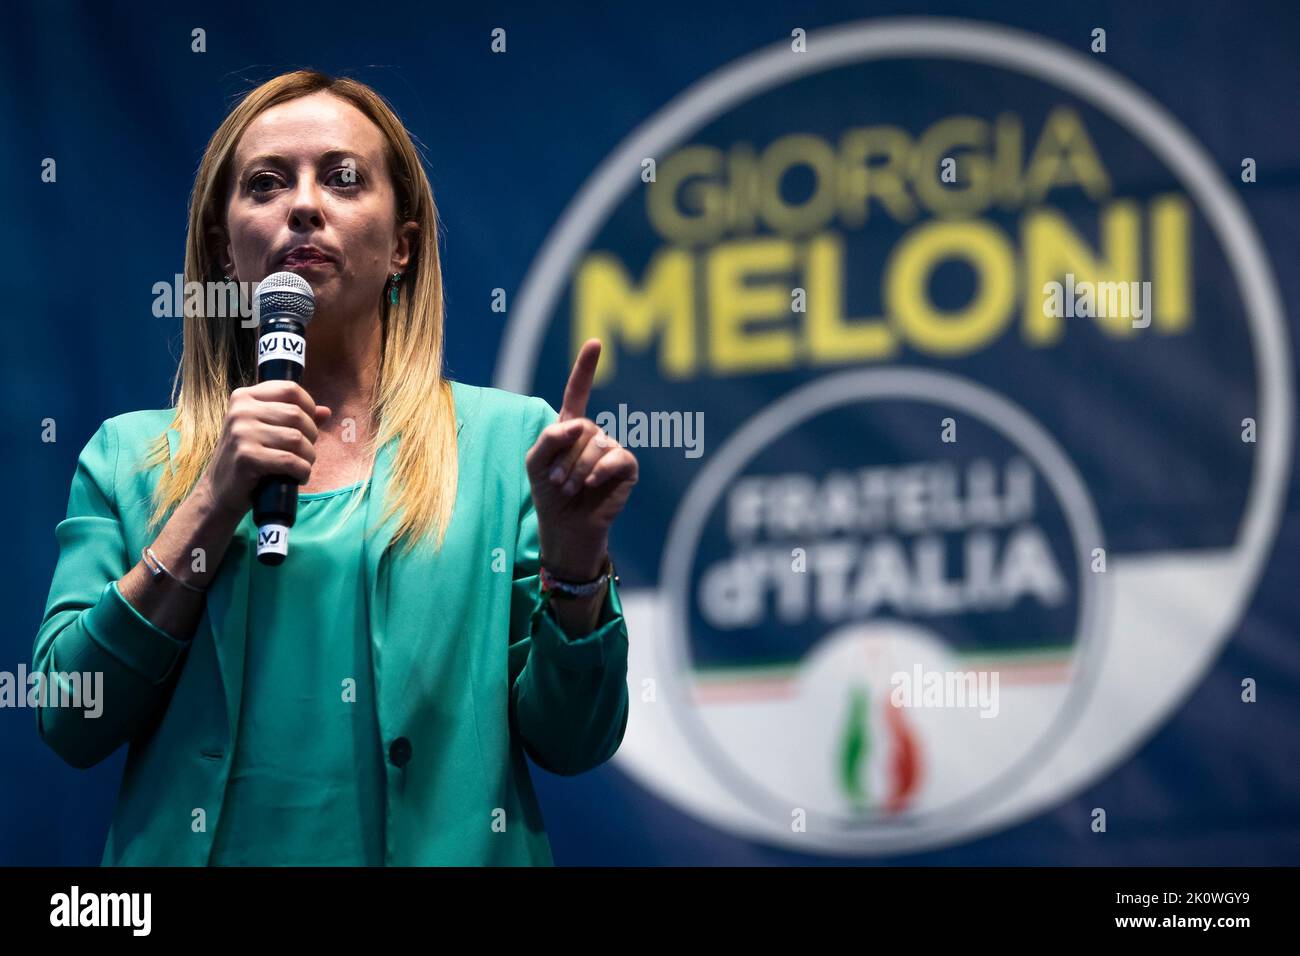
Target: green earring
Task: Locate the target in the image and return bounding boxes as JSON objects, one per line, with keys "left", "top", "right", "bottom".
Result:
{"left": 389, "top": 272, "right": 402, "bottom": 304}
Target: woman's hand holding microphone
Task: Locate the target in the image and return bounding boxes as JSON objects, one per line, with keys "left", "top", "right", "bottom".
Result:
{"left": 118, "top": 381, "right": 330, "bottom": 641}
{"left": 198, "top": 381, "right": 332, "bottom": 523}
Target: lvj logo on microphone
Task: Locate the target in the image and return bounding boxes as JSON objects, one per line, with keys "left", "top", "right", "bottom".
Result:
{"left": 50, "top": 886, "right": 151, "bottom": 936}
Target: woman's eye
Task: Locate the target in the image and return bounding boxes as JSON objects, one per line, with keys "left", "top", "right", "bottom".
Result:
{"left": 245, "top": 168, "right": 359, "bottom": 194}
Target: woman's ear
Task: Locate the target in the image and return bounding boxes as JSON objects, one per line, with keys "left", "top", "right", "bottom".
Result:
{"left": 391, "top": 220, "right": 420, "bottom": 272}
{"left": 208, "top": 226, "right": 235, "bottom": 278}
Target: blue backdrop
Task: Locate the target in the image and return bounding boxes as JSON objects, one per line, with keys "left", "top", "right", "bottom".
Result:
{"left": 4, "top": 0, "right": 1298, "bottom": 865}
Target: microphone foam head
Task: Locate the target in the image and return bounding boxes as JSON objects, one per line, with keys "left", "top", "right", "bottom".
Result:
{"left": 255, "top": 271, "right": 315, "bottom": 325}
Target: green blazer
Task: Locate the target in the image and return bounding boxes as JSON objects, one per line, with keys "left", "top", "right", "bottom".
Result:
{"left": 32, "top": 381, "right": 631, "bottom": 865}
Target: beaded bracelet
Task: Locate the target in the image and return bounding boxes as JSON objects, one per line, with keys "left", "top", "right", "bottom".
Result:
{"left": 539, "top": 555, "right": 618, "bottom": 600}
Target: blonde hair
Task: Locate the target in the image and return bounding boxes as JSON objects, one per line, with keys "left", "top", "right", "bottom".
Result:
{"left": 142, "top": 70, "right": 458, "bottom": 554}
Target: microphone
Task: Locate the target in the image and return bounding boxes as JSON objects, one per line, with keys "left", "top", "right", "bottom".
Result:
{"left": 252, "top": 271, "right": 315, "bottom": 565}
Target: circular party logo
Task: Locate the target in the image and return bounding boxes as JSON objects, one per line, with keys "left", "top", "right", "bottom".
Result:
{"left": 659, "top": 370, "right": 1105, "bottom": 837}
{"left": 496, "top": 19, "right": 1291, "bottom": 854}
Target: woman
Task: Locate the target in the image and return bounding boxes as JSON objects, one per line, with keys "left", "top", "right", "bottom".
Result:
{"left": 32, "top": 70, "right": 637, "bottom": 866}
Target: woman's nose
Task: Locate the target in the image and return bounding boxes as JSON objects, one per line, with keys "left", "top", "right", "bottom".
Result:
{"left": 287, "top": 181, "right": 324, "bottom": 229}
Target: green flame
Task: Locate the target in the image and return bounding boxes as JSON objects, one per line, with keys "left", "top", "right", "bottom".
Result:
{"left": 839, "top": 685, "right": 871, "bottom": 812}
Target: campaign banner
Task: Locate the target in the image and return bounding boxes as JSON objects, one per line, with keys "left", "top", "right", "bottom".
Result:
{"left": 497, "top": 19, "right": 1291, "bottom": 855}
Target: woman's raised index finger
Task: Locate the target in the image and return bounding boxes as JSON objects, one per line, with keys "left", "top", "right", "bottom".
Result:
{"left": 558, "top": 339, "right": 602, "bottom": 422}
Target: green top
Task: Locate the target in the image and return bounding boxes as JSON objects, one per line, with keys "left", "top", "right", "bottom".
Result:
{"left": 210, "top": 480, "right": 386, "bottom": 866}
{"left": 32, "top": 383, "right": 631, "bottom": 866}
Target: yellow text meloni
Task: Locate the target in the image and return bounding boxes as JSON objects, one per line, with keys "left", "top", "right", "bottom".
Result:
{"left": 576, "top": 196, "right": 1190, "bottom": 382}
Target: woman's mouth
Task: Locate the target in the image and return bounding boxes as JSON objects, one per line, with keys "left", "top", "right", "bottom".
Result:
{"left": 279, "top": 247, "right": 336, "bottom": 270}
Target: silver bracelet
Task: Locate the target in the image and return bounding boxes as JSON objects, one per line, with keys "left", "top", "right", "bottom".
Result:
{"left": 141, "top": 546, "right": 208, "bottom": 593}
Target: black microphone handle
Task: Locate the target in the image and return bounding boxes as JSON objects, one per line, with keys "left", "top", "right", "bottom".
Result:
{"left": 252, "top": 318, "right": 307, "bottom": 565}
